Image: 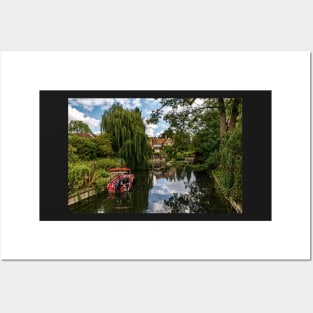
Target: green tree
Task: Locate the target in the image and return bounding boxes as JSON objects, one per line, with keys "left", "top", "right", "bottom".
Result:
{"left": 215, "top": 120, "right": 242, "bottom": 204}
{"left": 68, "top": 120, "right": 92, "bottom": 134}
{"left": 68, "top": 135, "right": 98, "bottom": 161}
{"left": 191, "top": 110, "right": 220, "bottom": 165}
{"left": 148, "top": 98, "right": 241, "bottom": 139}
{"left": 94, "top": 133, "right": 113, "bottom": 157}
{"left": 173, "top": 131, "right": 191, "bottom": 153}
{"left": 160, "top": 128, "right": 174, "bottom": 139}
{"left": 101, "top": 104, "right": 152, "bottom": 169}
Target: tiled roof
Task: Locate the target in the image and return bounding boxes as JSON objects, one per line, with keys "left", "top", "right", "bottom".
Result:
{"left": 148, "top": 137, "right": 173, "bottom": 146}
{"left": 72, "top": 132, "right": 96, "bottom": 138}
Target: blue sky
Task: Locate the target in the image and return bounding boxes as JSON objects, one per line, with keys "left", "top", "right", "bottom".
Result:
{"left": 68, "top": 98, "right": 170, "bottom": 137}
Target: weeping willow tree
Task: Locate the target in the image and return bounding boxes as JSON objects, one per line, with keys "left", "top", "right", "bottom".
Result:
{"left": 101, "top": 104, "right": 152, "bottom": 170}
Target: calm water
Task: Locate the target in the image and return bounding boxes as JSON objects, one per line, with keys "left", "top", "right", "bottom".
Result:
{"left": 69, "top": 167, "right": 233, "bottom": 214}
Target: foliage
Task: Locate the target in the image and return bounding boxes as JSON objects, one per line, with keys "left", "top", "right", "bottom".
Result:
{"left": 68, "top": 133, "right": 113, "bottom": 161}
{"left": 94, "top": 177, "right": 109, "bottom": 193}
{"left": 68, "top": 143, "right": 79, "bottom": 163}
{"left": 163, "top": 145, "right": 176, "bottom": 160}
{"left": 94, "top": 133, "right": 113, "bottom": 157}
{"left": 96, "top": 169, "right": 110, "bottom": 178}
{"left": 191, "top": 110, "right": 220, "bottom": 166}
{"left": 95, "top": 158, "right": 125, "bottom": 171}
{"left": 68, "top": 135, "right": 98, "bottom": 161}
{"left": 148, "top": 98, "right": 218, "bottom": 131}
{"left": 68, "top": 163, "right": 91, "bottom": 191}
{"left": 214, "top": 122, "right": 242, "bottom": 203}
{"left": 101, "top": 104, "right": 152, "bottom": 169}
{"left": 173, "top": 131, "right": 191, "bottom": 152}
{"left": 160, "top": 128, "right": 174, "bottom": 138}
{"left": 176, "top": 152, "right": 185, "bottom": 161}
{"left": 68, "top": 120, "right": 92, "bottom": 134}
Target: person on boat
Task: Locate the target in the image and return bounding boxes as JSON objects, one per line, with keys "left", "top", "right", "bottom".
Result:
{"left": 122, "top": 175, "right": 130, "bottom": 183}
{"left": 122, "top": 175, "right": 130, "bottom": 191}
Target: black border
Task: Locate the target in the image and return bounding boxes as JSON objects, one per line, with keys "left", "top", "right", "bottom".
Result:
{"left": 40, "top": 91, "right": 271, "bottom": 221}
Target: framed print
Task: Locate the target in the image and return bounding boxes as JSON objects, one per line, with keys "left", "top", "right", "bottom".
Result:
{"left": 40, "top": 90, "right": 271, "bottom": 221}
{"left": 0, "top": 52, "right": 310, "bottom": 260}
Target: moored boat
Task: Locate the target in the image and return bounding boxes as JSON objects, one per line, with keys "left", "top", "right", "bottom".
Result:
{"left": 106, "top": 168, "right": 134, "bottom": 193}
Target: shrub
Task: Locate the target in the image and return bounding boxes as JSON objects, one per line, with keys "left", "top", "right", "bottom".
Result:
{"left": 96, "top": 169, "right": 110, "bottom": 178}
{"left": 176, "top": 153, "right": 184, "bottom": 161}
{"left": 214, "top": 125, "right": 242, "bottom": 204}
{"left": 68, "top": 135, "right": 98, "bottom": 161}
{"left": 68, "top": 163, "right": 91, "bottom": 192}
{"left": 96, "top": 158, "right": 124, "bottom": 171}
{"left": 94, "top": 177, "right": 109, "bottom": 193}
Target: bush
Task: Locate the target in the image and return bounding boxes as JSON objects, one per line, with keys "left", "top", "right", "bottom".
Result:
{"left": 94, "top": 176, "right": 109, "bottom": 193}
{"left": 214, "top": 125, "right": 242, "bottom": 203}
{"left": 95, "top": 158, "right": 125, "bottom": 171}
{"left": 68, "top": 163, "right": 91, "bottom": 192}
{"left": 96, "top": 169, "right": 110, "bottom": 178}
{"left": 176, "top": 153, "right": 184, "bottom": 161}
{"left": 68, "top": 135, "right": 98, "bottom": 161}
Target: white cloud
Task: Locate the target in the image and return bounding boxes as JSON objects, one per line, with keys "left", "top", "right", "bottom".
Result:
{"left": 69, "top": 98, "right": 144, "bottom": 111}
{"left": 115, "top": 98, "right": 132, "bottom": 109}
{"left": 69, "top": 98, "right": 111, "bottom": 111}
{"left": 114, "top": 98, "right": 142, "bottom": 110}
{"left": 143, "top": 119, "right": 157, "bottom": 137}
{"left": 133, "top": 98, "right": 142, "bottom": 108}
{"left": 68, "top": 106, "right": 100, "bottom": 131}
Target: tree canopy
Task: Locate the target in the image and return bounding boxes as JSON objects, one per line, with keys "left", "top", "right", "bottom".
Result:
{"left": 148, "top": 98, "right": 241, "bottom": 138}
{"left": 68, "top": 120, "right": 92, "bottom": 134}
{"left": 101, "top": 104, "right": 152, "bottom": 169}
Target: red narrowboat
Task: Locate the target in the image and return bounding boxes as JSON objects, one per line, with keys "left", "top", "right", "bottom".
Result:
{"left": 106, "top": 168, "right": 135, "bottom": 193}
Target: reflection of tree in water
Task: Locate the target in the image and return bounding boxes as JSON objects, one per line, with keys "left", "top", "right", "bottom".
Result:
{"left": 175, "top": 166, "right": 185, "bottom": 181}
{"left": 130, "top": 170, "right": 153, "bottom": 213}
{"left": 186, "top": 167, "right": 192, "bottom": 184}
{"left": 164, "top": 171, "right": 232, "bottom": 213}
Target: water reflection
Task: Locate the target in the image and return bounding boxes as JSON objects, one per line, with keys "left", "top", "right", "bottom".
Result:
{"left": 69, "top": 167, "right": 232, "bottom": 214}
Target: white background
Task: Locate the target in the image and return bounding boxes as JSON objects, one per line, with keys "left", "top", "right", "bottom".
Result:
{"left": 0, "top": 1, "right": 312, "bottom": 312}
{"left": 1, "top": 51, "right": 310, "bottom": 260}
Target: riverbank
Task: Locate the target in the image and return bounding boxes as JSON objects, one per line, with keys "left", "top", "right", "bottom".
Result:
{"left": 212, "top": 174, "right": 243, "bottom": 213}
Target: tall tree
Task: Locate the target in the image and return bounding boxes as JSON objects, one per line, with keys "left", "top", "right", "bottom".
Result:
{"left": 101, "top": 104, "right": 152, "bottom": 169}
{"left": 191, "top": 109, "right": 220, "bottom": 164}
{"left": 148, "top": 98, "right": 242, "bottom": 138}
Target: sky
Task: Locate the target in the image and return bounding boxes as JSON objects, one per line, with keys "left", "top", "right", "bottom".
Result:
{"left": 68, "top": 98, "right": 170, "bottom": 137}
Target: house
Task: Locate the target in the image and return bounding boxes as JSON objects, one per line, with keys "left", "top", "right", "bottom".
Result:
{"left": 148, "top": 135, "right": 174, "bottom": 153}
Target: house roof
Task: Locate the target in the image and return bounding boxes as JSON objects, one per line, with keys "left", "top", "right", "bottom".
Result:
{"left": 71, "top": 132, "right": 96, "bottom": 139}
{"left": 148, "top": 137, "right": 173, "bottom": 147}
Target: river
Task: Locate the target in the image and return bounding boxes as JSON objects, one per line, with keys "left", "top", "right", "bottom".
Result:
{"left": 69, "top": 167, "right": 233, "bottom": 214}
